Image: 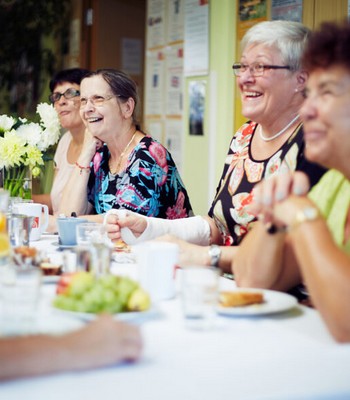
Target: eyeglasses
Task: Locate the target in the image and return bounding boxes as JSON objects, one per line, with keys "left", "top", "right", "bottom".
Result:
{"left": 232, "top": 62, "right": 291, "bottom": 77}
{"left": 49, "top": 88, "right": 80, "bottom": 104}
{"left": 79, "top": 94, "right": 120, "bottom": 108}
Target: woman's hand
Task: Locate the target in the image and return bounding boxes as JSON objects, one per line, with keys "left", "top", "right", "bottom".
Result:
{"left": 81, "top": 129, "right": 103, "bottom": 159}
{"left": 156, "top": 234, "right": 209, "bottom": 267}
{"left": 105, "top": 211, "right": 147, "bottom": 242}
{"left": 249, "top": 171, "right": 311, "bottom": 226}
{"left": 62, "top": 314, "right": 143, "bottom": 368}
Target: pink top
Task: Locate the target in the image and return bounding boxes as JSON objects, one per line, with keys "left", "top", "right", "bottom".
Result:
{"left": 51, "top": 132, "right": 75, "bottom": 215}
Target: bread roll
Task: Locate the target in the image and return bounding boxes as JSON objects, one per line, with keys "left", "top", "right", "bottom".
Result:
{"left": 219, "top": 290, "right": 264, "bottom": 307}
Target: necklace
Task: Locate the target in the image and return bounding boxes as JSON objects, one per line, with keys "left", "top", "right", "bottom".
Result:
{"left": 108, "top": 130, "right": 137, "bottom": 175}
{"left": 259, "top": 114, "right": 300, "bottom": 142}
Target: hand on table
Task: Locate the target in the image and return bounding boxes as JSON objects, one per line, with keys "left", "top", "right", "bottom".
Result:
{"left": 156, "top": 234, "right": 209, "bottom": 267}
{"left": 64, "top": 314, "right": 143, "bottom": 368}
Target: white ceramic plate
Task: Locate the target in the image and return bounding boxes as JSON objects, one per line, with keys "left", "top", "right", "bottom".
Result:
{"left": 53, "top": 305, "right": 157, "bottom": 322}
{"left": 216, "top": 289, "right": 298, "bottom": 316}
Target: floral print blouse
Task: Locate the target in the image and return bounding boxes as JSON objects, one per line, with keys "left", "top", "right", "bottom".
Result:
{"left": 208, "top": 121, "right": 326, "bottom": 246}
{"left": 88, "top": 136, "right": 193, "bottom": 218}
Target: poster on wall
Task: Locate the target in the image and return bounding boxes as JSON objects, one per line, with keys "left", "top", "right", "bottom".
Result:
{"left": 237, "top": 0, "right": 268, "bottom": 42}
{"left": 271, "top": 0, "right": 303, "bottom": 22}
{"left": 188, "top": 80, "right": 205, "bottom": 136}
{"left": 165, "top": 118, "right": 183, "bottom": 172}
{"left": 145, "top": 50, "right": 165, "bottom": 117}
{"left": 167, "top": 0, "right": 184, "bottom": 43}
{"left": 147, "top": 0, "right": 166, "bottom": 49}
{"left": 121, "top": 38, "right": 142, "bottom": 76}
{"left": 146, "top": 120, "right": 163, "bottom": 143}
{"left": 184, "top": 0, "right": 209, "bottom": 76}
{"left": 165, "top": 44, "right": 184, "bottom": 116}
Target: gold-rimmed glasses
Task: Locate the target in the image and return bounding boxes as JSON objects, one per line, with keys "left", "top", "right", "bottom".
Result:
{"left": 79, "top": 94, "right": 120, "bottom": 108}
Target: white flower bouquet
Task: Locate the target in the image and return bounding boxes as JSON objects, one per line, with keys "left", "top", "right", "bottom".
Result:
{"left": 0, "top": 103, "right": 61, "bottom": 197}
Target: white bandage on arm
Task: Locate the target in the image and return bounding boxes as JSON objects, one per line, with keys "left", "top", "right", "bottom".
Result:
{"left": 104, "top": 210, "right": 211, "bottom": 246}
{"left": 127, "top": 215, "right": 211, "bottom": 245}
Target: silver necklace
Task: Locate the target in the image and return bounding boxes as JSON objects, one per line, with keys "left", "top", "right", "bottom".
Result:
{"left": 259, "top": 114, "right": 300, "bottom": 142}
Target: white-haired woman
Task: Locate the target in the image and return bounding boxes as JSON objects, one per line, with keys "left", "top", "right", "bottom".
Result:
{"left": 234, "top": 21, "right": 350, "bottom": 342}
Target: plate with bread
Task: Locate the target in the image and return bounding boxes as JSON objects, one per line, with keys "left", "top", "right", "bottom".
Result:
{"left": 217, "top": 288, "right": 297, "bottom": 316}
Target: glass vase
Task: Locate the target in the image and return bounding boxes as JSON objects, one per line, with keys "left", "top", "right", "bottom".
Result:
{"left": 3, "top": 166, "right": 32, "bottom": 199}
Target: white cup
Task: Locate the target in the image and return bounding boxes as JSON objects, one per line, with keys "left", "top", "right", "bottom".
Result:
{"left": 134, "top": 241, "right": 179, "bottom": 303}
{"left": 12, "top": 202, "right": 49, "bottom": 241}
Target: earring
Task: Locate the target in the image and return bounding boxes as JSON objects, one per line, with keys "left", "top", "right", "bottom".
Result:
{"left": 295, "top": 88, "right": 299, "bottom": 93}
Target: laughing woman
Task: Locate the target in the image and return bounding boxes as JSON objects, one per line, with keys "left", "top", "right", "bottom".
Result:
{"left": 234, "top": 21, "right": 350, "bottom": 342}
{"left": 58, "top": 69, "right": 192, "bottom": 220}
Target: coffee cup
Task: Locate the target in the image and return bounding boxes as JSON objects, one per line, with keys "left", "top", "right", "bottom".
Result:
{"left": 57, "top": 217, "right": 88, "bottom": 246}
{"left": 12, "top": 203, "right": 49, "bottom": 241}
{"left": 134, "top": 241, "right": 179, "bottom": 302}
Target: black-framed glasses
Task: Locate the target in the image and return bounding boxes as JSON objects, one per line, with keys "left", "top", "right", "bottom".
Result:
{"left": 79, "top": 94, "right": 120, "bottom": 108}
{"left": 49, "top": 88, "right": 80, "bottom": 104}
{"left": 232, "top": 62, "right": 291, "bottom": 77}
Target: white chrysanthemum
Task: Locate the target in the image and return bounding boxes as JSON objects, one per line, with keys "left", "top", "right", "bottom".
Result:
{"left": 0, "top": 114, "right": 16, "bottom": 132}
{"left": 37, "top": 102, "right": 61, "bottom": 150}
{"left": 0, "top": 131, "right": 27, "bottom": 169}
{"left": 16, "top": 122, "right": 42, "bottom": 147}
{"left": 37, "top": 102, "right": 59, "bottom": 130}
{"left": 40, "top": 129, "right": 55, "bottom": 150}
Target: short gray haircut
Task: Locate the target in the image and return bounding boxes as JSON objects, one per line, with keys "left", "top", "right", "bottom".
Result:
{"left": 241, "top": 20, "right": 311, "bottom": 71}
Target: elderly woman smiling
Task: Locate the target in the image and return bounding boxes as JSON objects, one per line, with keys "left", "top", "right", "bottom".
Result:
{"left": 105, "top": 20, "right": 326, "bottom": 272}
{"left": 58, "top": 69, "right": 192, "bottom": 220}
{"left": 234, "top": 21, "right": 350, "bottom": 342}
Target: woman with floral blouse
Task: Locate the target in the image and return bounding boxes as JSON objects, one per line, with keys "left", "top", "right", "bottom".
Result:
{"left": 58, "top": 69, "right": 192, "bottom": 220}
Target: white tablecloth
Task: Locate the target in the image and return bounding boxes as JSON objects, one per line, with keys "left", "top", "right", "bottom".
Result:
{"left": 1, "top": 236, "right": 350, "bottom": 400}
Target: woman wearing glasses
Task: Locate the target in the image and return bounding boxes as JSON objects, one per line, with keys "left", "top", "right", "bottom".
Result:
{"left": 105, "top": 20, "right": 325, "bottom": 272}
{"left": 234, "top": 21, "right": 350, "bottom": 341}
{"left": 33, "top": 68, "right": 91, "bottom": 214}
{"left": 58, "top": 69, "right": 192, "bottom": 220}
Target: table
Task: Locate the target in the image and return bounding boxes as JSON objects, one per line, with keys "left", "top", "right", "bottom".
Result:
{"left": 1, "top": 235, "right": 350, "bottom": 400}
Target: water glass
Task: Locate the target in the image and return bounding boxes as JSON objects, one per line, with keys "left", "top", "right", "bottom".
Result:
{"left": 7, "top": 214, "right": 34, "bottom": 247}
{"left": 181, "top": 266, "right": 219, "bottom": 330}
{"left": 76, "top": 223, "right": 111, "bottom": 276}
{"left": 0, "top": 189, "right": 9, "bottom": 213}
{"left": 0, "top": 264, "right": 42, "bottom": 334}
{"left": 76, "top": 222, "right": 108, "bottom": 246}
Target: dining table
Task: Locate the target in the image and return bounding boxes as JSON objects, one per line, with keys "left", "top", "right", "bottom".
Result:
{"left": 1, "top": 233, "right": 350, "bottom": 400}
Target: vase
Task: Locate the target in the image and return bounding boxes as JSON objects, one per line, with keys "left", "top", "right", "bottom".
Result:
{"left": 3, "top": 166, "right": 32, "bottom": 199}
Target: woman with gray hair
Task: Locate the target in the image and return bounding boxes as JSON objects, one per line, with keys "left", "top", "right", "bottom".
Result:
{"left": 106, "top": 20, "right": 326, "bottom": 272}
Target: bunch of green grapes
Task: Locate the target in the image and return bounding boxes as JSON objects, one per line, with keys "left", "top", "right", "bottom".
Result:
{"left": 53, "top": 272, "right": 143, "bottom": 314}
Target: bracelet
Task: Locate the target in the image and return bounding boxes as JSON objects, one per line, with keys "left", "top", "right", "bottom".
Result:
{"left": 75, "top": 161, "right": 91, "bottom": 175}
{"left": 288, "top": 206, "right": 321, "bottom": 232}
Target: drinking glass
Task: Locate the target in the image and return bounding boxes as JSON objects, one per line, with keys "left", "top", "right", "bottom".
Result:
{"left": 181, "top": 266, "right": 219, "bottom": 330}
{"left": 0, "top": 264, "right": 42, "bottom": 335}
{"left": 76, "top": 223, "right": 107, "bottom": 246}
{"left": 76, "top": 223, "right": 111, "bottom": 276}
